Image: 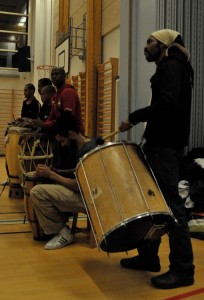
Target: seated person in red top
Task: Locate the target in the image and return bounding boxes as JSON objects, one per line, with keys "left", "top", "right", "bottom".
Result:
{"left": 21, "top": 83, "right": 41, "bottom": 119}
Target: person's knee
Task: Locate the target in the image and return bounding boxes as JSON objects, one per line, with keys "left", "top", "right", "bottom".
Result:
{"left": 30, "top": 185, "right": 43, "bottom": 204}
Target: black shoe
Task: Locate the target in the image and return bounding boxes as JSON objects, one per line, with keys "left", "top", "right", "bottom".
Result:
{"left": 34, "top": 234, "right": 54, "bottom": 241}
{"left": 120, "top": 255, "right": 161, "bottom": 272}
{"left": 151, "top": 270, "right": 194, "bottom": 289}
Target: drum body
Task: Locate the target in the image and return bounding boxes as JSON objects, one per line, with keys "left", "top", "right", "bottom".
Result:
{"left": 5, "top": 126, "right": 30, "bottom": 198}
{"left": 76, "top": 142, "right": 174, "bottom": 253}
{"left": 24, "top": 176, "right": 47, "bottom": 240}
{"left": 18, "top": 132, "right": 53, "bottom": 178}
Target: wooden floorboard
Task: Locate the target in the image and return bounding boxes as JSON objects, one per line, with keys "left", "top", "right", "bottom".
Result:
{"left": 0, "top": 157, "right": 204, "bottom": 300}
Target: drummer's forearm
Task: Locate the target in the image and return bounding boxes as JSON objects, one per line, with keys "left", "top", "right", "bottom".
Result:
{"left": 49, "top": 171, "right": 79, "bottom": 191}
{"left": 42, "top": 120, "right": 54, "bottom": 130}
{"left": 36, "top": 119, "right": 44, "bottom": 127}
{"left": 51, "top": 167, "right": 75, "bottom": 177}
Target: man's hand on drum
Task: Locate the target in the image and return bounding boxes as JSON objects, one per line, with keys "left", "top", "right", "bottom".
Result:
{"left": 36, "top": 164, "right": 52, "bottom": 178}
{"left": 119, "top": 119, "right": 133, "bottom": 132}
{"left": 15, "top": 117, "right": 30, "bottom": 127}
{"left": 15, "top": 118, "right": 44, "bottom": 129}
{"left": 24, "top": 118, "right": 44, "bottom": 128}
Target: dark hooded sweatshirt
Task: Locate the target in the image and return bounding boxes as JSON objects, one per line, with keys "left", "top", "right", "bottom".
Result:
{"left": 129, "top": 52, "right": 193, "bottom": 148}
{"left": 43, "top": 84, "right": 84, "bottom": 134}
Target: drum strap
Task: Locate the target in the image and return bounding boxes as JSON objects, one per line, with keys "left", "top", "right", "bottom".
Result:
{"left": 7, "top": 174, "right": 20, "bottom": 179}
{"left": 139, "top": 135, "right": 145, "bottom": 147}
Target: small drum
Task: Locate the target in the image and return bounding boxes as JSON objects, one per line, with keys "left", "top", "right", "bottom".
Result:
{"left": 76, "top": 142, "right": 175, "bottom": 253}
{"left": 5, "top": 126, "right": 30, "bottom": 198}
{"left": 18, "top": 132, "right": 53, "bottom": 177}
{"left": 24, "top": 175, "right": 51, "bottom": 240}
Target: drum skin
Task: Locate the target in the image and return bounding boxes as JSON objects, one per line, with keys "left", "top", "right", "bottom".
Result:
{"left": 76, "top": 142, "right": 174, "bottom": 253}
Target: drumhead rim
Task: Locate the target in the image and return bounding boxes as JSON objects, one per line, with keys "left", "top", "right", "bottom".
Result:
{"left": 76, "top": 141, "right": 139, "bottom": 171}
{"left": 98, "top": 212, "right": 174, "bottom": 252}
{"left": 6, "top": 126, "right": 31, "bottom": 132}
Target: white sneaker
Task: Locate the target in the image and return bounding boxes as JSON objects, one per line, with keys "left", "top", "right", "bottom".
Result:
{"left": 44, "top": 226, "right": 74, "bottom": 250}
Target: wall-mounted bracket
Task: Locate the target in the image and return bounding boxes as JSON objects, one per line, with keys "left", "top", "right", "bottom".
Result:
{"left": 69, "top": 15, "right": 86, "bottom": 61}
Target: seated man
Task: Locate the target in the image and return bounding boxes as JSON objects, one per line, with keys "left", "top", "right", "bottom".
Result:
{"left": 30, "top": 111, "right": 98, "bottom": 250}
{"left": 38, "top": 77, "right": 52, "bottom": 95}
{"left": 38, "top": 84, "right": 56, "bottom": 122}
{"left": 16, "top": 83, "right": 55, "bottom": 126}
{"left": 21, "top": 83, "right": 41, "bottom": 119}
{"left": 19, "top": 68, "right": 84, "bottom": 170}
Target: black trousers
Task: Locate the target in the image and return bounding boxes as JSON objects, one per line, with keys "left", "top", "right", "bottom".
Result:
{"left": 138, "top": 144, "right": 194, "bottom": 276}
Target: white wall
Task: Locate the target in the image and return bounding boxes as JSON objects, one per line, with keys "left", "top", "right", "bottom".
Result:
{"left": 31, "top": 0, "right": 53, "bottom": 97}
{"left": 119, "top": 0, "right": 157, "bottom": 143}
{"left": 68, "top": 0, "right": 86, "bottom": 77}
{"left": 69, "top": 56, "right": 85, "bottom": 78}
{"left": 0, "top": 73, "right": 31, "bottom": 90}
{"left": 102, "top": 27, "right": 120, "bottom": 63}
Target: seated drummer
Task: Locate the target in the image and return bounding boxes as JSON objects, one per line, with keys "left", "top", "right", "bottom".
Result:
{"left": 18, "top": 67, "right": 84, "bottom": 170}
{"left": 38, "top": 77, "right": 52, "bottom": 95}
{"left": 21, "top": 67, "right": 84, "bottom": 135}
{"left": 30, "top": 111, "right": 98, "bottom": 250}
{"left": 21, "top": 83, "right": 41, "bottom": 119}
{"left": 17, "top": 80, "right": 55, "bottom": 124}
{"left": 38, "top": 84, "right": 56, "bottom": 122}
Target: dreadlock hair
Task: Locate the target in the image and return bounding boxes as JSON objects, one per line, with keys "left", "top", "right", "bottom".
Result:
{"left": 41, "top": 84, "right": 56, "bottom": 95}
{"left": 51, "top": 111, "right": 80, "bottom": 137}
{"left": 168, "top": 35, "right": 194, "bottom": 87}
{"left": 38, "top": 78, "right": 52, "bottom": 86}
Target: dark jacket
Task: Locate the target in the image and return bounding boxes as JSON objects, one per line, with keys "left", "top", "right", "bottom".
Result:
{"left": 21, "top": 97, "right": 41, "bottom": 119}
{"left": 129, "top": 53, "right": 193, "bottom": 147}
{"left": 38, "top": 103, "right": 52, "bottom": 121}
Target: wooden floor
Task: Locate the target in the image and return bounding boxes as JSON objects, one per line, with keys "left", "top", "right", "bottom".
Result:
{"left": 0, "top": 157, "right": 203, "bottom": 300}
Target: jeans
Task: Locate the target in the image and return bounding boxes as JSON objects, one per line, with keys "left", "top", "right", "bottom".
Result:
{"left": 138, "top": 144, "right": 194, "bottom": 276}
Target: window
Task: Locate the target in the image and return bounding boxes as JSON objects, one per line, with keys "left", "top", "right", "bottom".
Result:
{"left": 0, "top": 0, "right": 29, "bottom": 69}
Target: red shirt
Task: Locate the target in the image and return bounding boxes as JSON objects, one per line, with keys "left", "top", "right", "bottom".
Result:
{"left": 43, "top": 84, "right": 84, "bottom": 134}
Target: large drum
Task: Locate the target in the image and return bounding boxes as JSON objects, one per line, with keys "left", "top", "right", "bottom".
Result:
{"left": 5, "top": 126, "right": 30, "bottom": 198}
{"left": 76, "top": 142, "right": 175, "bottom": 253}
{"left": 18, "top": 132, "right": 53, "bottom": 178}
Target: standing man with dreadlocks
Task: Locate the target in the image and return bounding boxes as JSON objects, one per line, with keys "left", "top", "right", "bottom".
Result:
{"left": 119, "top": 29, "right": 195, "bottom": 289}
